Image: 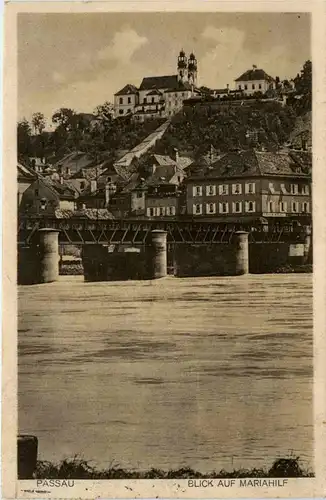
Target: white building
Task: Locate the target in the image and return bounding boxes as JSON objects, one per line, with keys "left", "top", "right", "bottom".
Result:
{"left": 114, "top": 84, "right": 139, "bottom": 117}
{"left": 113, "top": 51, "right": 198, "bottom": 121}
{"left": 234, "top": 67, "right": 275, "bottom": 96}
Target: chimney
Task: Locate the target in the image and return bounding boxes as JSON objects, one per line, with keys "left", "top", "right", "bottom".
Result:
{"left": 90, "top": 179, "right": 97, "bottom": 193}
{"left": 173, "top": 148, "right": 179, "bottom": 163}
{"left": 105, "top": 182, "right": 110, "bottom": 206}
{"left": 150, "top": 164, "right": 156, "bottom": 175}
{"left": 60, "top": 175, "right": 64, "bottom": 185}
{"left": 226, "top": 84, "right": 229, "bottom": 92}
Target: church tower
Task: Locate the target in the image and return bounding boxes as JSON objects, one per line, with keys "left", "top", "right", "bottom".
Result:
{"left": 177, "top": 49, "right": 188, "bottom": 83}
{"left": 188, "top": 52, "right": 198, "bottom": 86}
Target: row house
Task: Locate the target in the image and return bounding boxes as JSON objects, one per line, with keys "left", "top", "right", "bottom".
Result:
{"left": 185, "top": 149, "right": 311, "bottom": 221}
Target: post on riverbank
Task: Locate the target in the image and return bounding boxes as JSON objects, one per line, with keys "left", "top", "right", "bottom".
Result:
{"left": 18, "top": 435, "right": 38, "bottom": 479}
{"left": 150, "top": 230, "right": 167, "bottom": 279}
{"left": 233, "top": 231, "right": 249, "bottom": 275}
{"left": 38, "top": 229, "right": 60, "bottom": 283}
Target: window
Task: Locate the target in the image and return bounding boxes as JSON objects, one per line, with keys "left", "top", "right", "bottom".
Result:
{"left": 159, "top": 207, "right": 165, "bottom": 216}
{"left": 80, "top": 181, "right": 85, "bottom": 190}
{"left": 147, "top": 207, "right": 154, "bottom": 217}
{"left": 206, "top": 202, "right": 216, "bottom": 214}
{"left": 245, "top": 182, "right": 255, "bottom": 194}
{"left": 252, "top": 84, "right": 255, "bottom": 90}
{"left": 206, "top": 185, "right": 216, "bottom": 196}
{"left": 40, "top": 198, "right": 47, "bottom": 210}
{"left": 128, "top": 97, "right": 131, "bottom": 104}
{"left": 302, "top": 185, "right": 310, "bottom": 195}
{"left": 238, "top": 85, "right": 242, "bottom": 90}
{"left": 259, "top": 84, "right": 262, "bottom": 89}
{"left": 136, "top": 192, "right": 143, "bottom": 198}
{"left": 119, "top": 97, "right": 123, "bottom": 104}
{"left": 269, "top": 182, "right": 275, "bottom": 194}
{"left": 143, "top": 97, "right": 147, "bottom": 104}
{"left": 170, "top": 206, "right": 176, "bottom": 216}
{"left": 280, "top": 201, "right": 287, "bottom": 212}
{"left": 280, "top": 183, "right": 287, "bottom": 194}
{"left": 193, "top": 203, "right": 202, "bottom": 215}
{"left": 193, "top": 186, "right": 203, "bottom": 197}
{"left": 119, "top": 110, "right": 124, "bottom": 115}
{"left": 219, "top": 202, "right": 229, "bottom": 214}
{"left": 302, "top": 202, "right": 310, "bottom": 213}
{"left": 127, "top": 109, "right": 131, "bottom": 113}
{"left": 152, "top": 97, "right": 155, "bottom": 103}
{"left": 232, "top": 201, "right": 242, "bottom": 213}
{"left": 232, "top": 183, "right": 242, "bottom": 195}
{"left": 245, "top": 201, "right": 256, "bottom": 213}
{"left": 290, "top": 184, "right": 299, "bottom": 195}
{"left": 219, "top": 184, "right": 229, "bottom": 195}
{"left": 175, "top": 93, "right": 178, "bottom": 98}
{"left": 245, "top": 84, "right": 248, "bottom": 90}
{"left": 35, "top": 188, "right": 39, "bottom": 196}
{"left": 269, "top": 201, "right": 274, "bottom": 212}
{"left": 292, "top": 201, "right": 299, "bottom": 212}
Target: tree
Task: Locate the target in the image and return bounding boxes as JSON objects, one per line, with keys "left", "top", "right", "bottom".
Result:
{"left": 294, "top": 60, "right": 312, "bottom": 95}
{"left": 52, "top": 108, "right": 77, "bottom": 131}
{"left": 17, "top": 119, "right": 32, "bottom": 158}
{"left": 94, "top": 101, "right": 114, "bottom": 124}
{"left": 31, "top": 112, "right": 46, "bottom": 135}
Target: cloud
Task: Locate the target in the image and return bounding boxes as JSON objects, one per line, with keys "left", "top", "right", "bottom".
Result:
{"left": 97, "top": 28, "right": 148, "bottom": 64}
{"left": 199, "top": 26, "right": 246, "bottom": 88}
{"left": 52, "top": 71, "right": 66, "bottom": 84}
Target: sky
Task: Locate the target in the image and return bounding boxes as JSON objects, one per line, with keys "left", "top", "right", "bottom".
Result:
{"left": 18, "top": 12, "right": 311, "bottom": 126}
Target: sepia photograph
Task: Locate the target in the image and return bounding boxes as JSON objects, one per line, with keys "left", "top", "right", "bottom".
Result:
{"left": 5, "top": 4, "right": 324, "bottom": 497}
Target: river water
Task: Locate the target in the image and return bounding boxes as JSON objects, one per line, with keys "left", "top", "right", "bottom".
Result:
{"left": 18, "top": 274, "right": 313, "bottom": 473}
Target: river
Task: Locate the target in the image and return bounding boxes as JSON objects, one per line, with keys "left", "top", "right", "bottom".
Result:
{"left": 18, "top": 274, "right": 313, "bottom": 473}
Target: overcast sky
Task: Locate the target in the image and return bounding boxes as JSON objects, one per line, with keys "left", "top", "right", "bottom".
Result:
{"left": 18, "top": 12, "right": 311, "bottom": 125}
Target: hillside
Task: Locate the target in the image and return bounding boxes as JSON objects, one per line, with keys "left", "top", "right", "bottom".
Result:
{"left": 152, "top": 101, "right": 298, "bottom": 158}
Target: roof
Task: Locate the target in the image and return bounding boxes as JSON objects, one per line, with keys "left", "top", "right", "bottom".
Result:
{"left": 153, "top": 154, "right": 176, "bottom": 166}
{"left": 213, "top": 88, "right": 229, "bottom": 94}
{"left": 37, "top": 177, "right": 76, "bottom": 200}
{"left": 188, "top": 149, "right": 311, "bottom": 180}
{"left": 55, "top": 208, "right": 114, "bottom": 220}
{"left": 235, "top": 69, "right": 274, "bottom": 82}
{"left": 17, "top": 162, "right": 38, "bottom": 181}
{"left": 53, "top": 151, "right": 96, "bottom": 172}
{"left": 115, "top": 84, "right": 138, "bottom": 96}
{"left": 164, "top": 81, "right": 192, "bottom": 93}
{"left": 146, "top": 89, "right": 163, "bottom": 96}
{"left": 139, "top": 75, "right": 179, "bottom": 91}
{"left": 144, "top": 165, "right": 184, "bottom": 187}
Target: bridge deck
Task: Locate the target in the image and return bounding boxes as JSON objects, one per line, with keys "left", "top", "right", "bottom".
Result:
{"left": 18, "top": 215, "right": 311, "bottom": 245}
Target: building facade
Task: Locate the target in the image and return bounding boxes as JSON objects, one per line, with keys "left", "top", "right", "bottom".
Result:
{"left": 114, "top": 51, "right": 198, "bottom": 121}
{"left": 235, "top": 67, "right": 275, "bottom": 96}
{"left": 185, "top": 149, "right": 311, "bottom": 222}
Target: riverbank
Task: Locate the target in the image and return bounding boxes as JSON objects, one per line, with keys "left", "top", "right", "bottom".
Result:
{"left": 35, "top": 457, "right": 313, "bottom": 479}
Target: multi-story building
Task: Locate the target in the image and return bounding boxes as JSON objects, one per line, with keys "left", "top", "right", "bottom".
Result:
{"left": 185, "top": 149, "right": 311, "bottom": 222}
{"left": 234, "top": 67, "right": 275, "bottom": 96}
{"left": 114, "top": 51, "right": 198, "bottom": 120}
{"left": 114, "top": 84, "right": 139, "bottom": 117}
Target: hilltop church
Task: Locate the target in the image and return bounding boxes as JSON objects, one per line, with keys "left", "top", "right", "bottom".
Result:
{"left": 114, "top": 50, "right": 199, "bottom": 121}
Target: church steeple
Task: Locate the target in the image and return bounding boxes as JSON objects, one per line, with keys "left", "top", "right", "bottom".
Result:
{"left": 188, "top": 52, "right": 198, "bottom": 86}
{"left": 177, "top": 49, "right": 188, "bottom": 83}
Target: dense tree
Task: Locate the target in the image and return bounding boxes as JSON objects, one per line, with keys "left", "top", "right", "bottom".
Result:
{"left": 294, "top": 60, "right": 312, "bottom": 95}
{"left": 31, "top": 112, "right": 46, "bottom": 135}
{"left": 52, "top": 108, "right": 77, "bottom": 131}
{"left": 94, "top": 101, "right": 114, "bottom": 124}
{"left": 17, "top": 119, "right": 32, "bottom": 158}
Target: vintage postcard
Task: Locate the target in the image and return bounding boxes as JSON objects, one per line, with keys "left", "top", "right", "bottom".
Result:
{"left": 2, "top": 1, "right": 326, "bottom": 498}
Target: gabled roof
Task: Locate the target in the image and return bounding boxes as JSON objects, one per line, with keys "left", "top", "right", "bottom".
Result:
{"left": 153, "top": 154, "right": 176, "bottom": 166}
{"left": 235, "top": 69, "right": 274, "bottom": 82}
{"left": 188, "top": 149, "right": 311, "bottom": 180}
{"left": 146, "top": 89, "right": 163, "bottom": 96}
{"left": 115, "top": 84, "right": 138, "bottom": 96}
{"left": 139, "top": 75, "right": 179, "bottom": 91}
{"left": 17, "top": 162, "right": 38, "bottom": 181}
